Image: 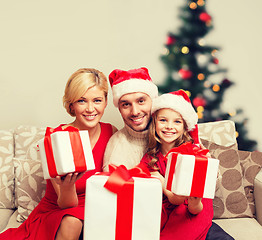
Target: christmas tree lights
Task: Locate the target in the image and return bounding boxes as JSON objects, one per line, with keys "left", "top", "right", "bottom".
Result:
{"left": 158, "top": 0, "right": 257, "bottom": 151}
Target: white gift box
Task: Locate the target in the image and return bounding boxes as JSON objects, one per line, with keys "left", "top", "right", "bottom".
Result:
{"left": 84, "top": 174, "right": 162, "bottom": 240}
{"left": 38, "top": 130, "right": 95, "bottom": 179}
{"left": 165, "top": 153, "right": 219, "bottom": 199}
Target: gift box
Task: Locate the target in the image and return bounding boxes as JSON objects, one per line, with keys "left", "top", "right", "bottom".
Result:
{"left": 84, "top": 164, "right": 162, "bottom": 240}
{"left": 164, "top": 143, "right": 219, "bottom": 199}
{"left": 38, "top": 126, "right": 95, "bottom": 179}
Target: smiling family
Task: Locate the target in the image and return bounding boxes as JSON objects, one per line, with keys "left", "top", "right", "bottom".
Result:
{"left": 0, "top": 67, "right": 234, "bottom": 240}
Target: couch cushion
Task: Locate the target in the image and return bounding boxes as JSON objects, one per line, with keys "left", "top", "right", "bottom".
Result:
{"left": 14, "top": 158, "right": 46, "bottom": 222}
{"left": 0, "top": 130, "right": 15, "bottom": 209}
{"left": 213, "top": 218, "right": 262, "bottom": 240}
{"left": 0, "top": 209, "right": 15, "bottom": 232}
{"left": 238, "top": 150, "right": 262, "bottom": 217}
{"left": 0, "top": 210, "right": 22, "bottom": 233}
{"left": 14, "top": 125, "right": 45, "bottom": 160}
{"left": 198, "top": 120, "right": 236, "bottom": 147}
{"left": 201, "top": 139, "right": 253, "bottom": 219}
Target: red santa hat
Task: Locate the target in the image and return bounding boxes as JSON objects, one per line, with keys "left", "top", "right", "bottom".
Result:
{"left": 151, "top": 90, "right": 200, "bottom": 144}
{"left": 109, "top": 67, "right": 158, "bottom": 107}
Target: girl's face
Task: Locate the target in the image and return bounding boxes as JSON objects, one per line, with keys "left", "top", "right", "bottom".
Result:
{"left": 70, "top": 86, "right": 107, "bottom": 130}
{"left": 155, "top": 108, "right": 185, "bottom": 146}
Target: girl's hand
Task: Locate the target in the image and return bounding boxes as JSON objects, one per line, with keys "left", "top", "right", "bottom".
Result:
{"left": 151, "top": 171, "right": 186, "bottom": 205}
{"left": 187, "top": 197, "right": 203, "bottom": 214}
{"left": 150, "top": 171, "right": 165, "bottom": 187}
{"left": 199, "top": 143, "right": 211, "bottom": 157}
{"left": 165, "top": 190, "right": 187, "bottom": 205}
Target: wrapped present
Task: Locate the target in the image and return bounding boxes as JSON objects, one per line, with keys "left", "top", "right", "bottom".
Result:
{"left": 84, "top": 164, "right": 162, "bottom": 240}
{"left": 164, "top": 142, "right": 219, "bottom": 199}
{"left": 38, "top": 126, "right": 95, "bottom": 179}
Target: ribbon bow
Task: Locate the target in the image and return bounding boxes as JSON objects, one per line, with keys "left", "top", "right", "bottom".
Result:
{"left": 165, "top": 141, "right": 209, "bottom": 158}
{"left": 104, "top": 163, "right": 151, "bottom": 193}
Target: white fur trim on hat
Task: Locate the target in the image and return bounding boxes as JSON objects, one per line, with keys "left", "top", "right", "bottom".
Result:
{"left": 112, "top": 78, "right": 158, "bottom": 107}
{"left": 152, "top": 93, "right": 198, "bottom": 131}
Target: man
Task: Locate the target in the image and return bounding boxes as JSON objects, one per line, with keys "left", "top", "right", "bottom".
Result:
{"left": 103, "top": 67, "right": 158, "bottom": 171}
{"left": 103, "top": 67, "right": 234, "bottom": 240}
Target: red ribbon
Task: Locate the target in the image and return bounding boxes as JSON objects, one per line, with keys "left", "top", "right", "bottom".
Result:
{"left": 165, "top": 142, "right": 209, "bottom": 198}
{"left": 103, "top": 163, "right": 151, "bottom": 240}
{"left": 44, "top": 126, "right": 87, "bottom": 178}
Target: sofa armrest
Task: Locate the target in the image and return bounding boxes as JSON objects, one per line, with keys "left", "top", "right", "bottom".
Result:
{"left": 254, "top": 168, "right": 262, "bottom": 225}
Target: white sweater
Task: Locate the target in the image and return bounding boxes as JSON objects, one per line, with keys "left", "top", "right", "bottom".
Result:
{"left": 103, "top": 124, "right": 148, "bottom": 171}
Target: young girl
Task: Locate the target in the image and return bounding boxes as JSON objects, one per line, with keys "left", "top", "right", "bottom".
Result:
{"left": 141, "top": 90, "right": 213, "bottom": 240}
{"left": 0, "top": 68, "right": 117, "bottom": 240}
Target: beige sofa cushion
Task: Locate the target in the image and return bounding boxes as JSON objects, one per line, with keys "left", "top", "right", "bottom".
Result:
{"left": 0, "top": 130, "right": 15, "bottom": 209}
{"left": 14, "top": 125, "right": 45, "bottom": 160}
{"left": 239, "top": 150, "right": 262, "bottom": 217}
{"left": 0, "top": 209, "right": 15, "bottom": 232}
{"left": 198, "top": 120, "right": 236, "bottom": 147}
{"left": 214, "top": 218, "right": 262, "bottom": 240}
{"left": 14, "top": 158, "right": 46, "bottom": 222}
{"left": 13, "top": 125, "right": 46, "bottom": 222}
{"left": 0, "top": 210, "right": 22, "bottom": 233}
{"left": 202, "top": 139, "right": 253, "bottom": 219}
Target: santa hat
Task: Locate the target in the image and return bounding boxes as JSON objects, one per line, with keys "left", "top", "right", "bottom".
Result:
{"left": 109, "top": 67, "right": 158, "bottom": 107}
{"left": 151, "top": 90, "right": 200, "bottom": 144}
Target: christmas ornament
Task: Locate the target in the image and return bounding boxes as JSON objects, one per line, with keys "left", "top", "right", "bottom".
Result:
{"left": 193, "top": 96, "right": 207, "bottom": 107}
{"left": 199, "top": 12, "right": 211, "bottom": 22}
{"left": 212, "top": 58, "right": 219, "bottom": 64}
{"left": 221, "top": 78, "right": 232, "bottom": 87}
{"left": 166, "top": 36, "right": 176, "bottom": 45}
{"left": 178, "top": 69, "right": 193, "bottom": 79}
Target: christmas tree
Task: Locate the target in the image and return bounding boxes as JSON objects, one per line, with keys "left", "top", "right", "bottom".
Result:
{"left": 159, "top": 0, "right": 257, "bottom": 151}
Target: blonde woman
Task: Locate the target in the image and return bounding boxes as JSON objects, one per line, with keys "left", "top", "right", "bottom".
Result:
{"left": 0, "top": 68, "right": 117, "bottom": 240}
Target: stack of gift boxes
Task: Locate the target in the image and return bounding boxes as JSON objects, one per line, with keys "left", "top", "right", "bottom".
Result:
{"left": 38, "top": 128, "right": 219, "bottom": 240}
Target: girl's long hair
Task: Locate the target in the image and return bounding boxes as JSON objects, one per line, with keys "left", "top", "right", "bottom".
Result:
{"left": 147, "top": 110, "right": 193, "bottom": 169}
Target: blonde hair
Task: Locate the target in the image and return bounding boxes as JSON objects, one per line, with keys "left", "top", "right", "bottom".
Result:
{"left": 147, "top": 110, "right": 193, "bottom": 169}
{"left": 63, "top": 68, "right": 108, "bottom": 116}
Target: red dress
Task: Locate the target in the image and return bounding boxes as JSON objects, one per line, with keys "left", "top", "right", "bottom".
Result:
{"left": 0, "top": 122, "right": 113, "bottom": 240}
{"left": 141, "top": 150, "right": 213, "bottom": 240}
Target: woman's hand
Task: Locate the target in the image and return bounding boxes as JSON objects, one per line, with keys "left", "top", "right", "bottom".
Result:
{"left": 54, "top": 172, "right": 84, "bottom": 186}
{"left": 51, "top": 172, "right": 85, "bottom": 209}
{"left": 187, "top": 197, "right": 203, "bottom": 214}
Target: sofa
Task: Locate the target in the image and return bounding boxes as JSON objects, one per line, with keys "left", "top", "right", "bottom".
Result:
{"left": 0, "top": 120, "right": 262, "bottom": 239}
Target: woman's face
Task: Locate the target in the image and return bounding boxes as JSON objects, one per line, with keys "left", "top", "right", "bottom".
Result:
{"left": 70, "top": 86, "right": 107, "bottom": 130}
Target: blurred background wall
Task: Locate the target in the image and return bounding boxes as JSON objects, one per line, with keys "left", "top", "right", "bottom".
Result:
{"left": 1, "top": 0, "right": 261, "bottom": 150}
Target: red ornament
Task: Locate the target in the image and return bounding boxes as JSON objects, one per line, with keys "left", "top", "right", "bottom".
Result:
{"left": 166, "top": 36, "right": 176, "bottom": 45}
{"left": 193, "top": 96, "right": 207, "bottom": 107}
{"left": 178, "top": 69, "right": 192, "bottom": 79}
{"left": 221, "top": 78, "right": 232, "bottom": 87}
{"left": 199, "top": 12, "right": 211, "bottom": 22}
{"left": 213, "top": 58, "right": 219, "bottom": 64}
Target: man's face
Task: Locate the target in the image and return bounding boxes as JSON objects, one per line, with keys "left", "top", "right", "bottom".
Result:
{"left": 118, "top": 92, "right": 152, "bottom": 132}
